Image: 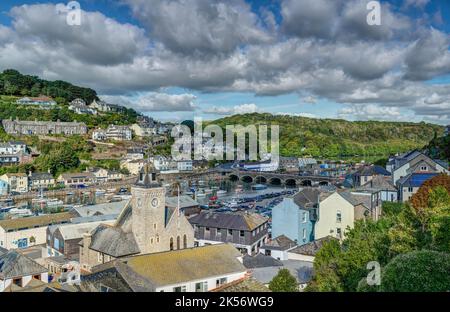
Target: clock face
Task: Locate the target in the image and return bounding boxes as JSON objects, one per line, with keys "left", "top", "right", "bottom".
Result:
{"left": 151, "top": 198, "right": 159, "bottom": 208}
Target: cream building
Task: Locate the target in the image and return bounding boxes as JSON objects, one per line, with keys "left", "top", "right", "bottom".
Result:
{"left": 79, "top": 163, "right": 195, "bottom": 272}
{"left": 313, "top": 192, "right": 355, "bottom": 240}
{"left": 0, "top": 173, "right": 29, "bottom": 193}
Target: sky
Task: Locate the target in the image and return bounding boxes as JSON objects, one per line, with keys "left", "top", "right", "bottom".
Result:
{"left": 0, "top": 0, "right": 450, "bottom": 124}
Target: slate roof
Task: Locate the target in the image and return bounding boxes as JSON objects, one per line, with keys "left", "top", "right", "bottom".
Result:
{"left": 0, "top": 250, "right": 47, "bottom": 280}
{"left": 354, "top": 165, "right": 391, "bottom": 177}
{"left": 189, "top": 211, "right": 268, "bottom": 231}
{"left": 57, "top": 220, "right": 115, "bottom": 241}
{"left": 212, "top": 277, "right": 271, "bottom": 292}
{"left": 72, "top": 201, "right": 128, "bottom": 218}
{"left": 29, "top": 172, "right": 54, "bottom": 181}
{"left": 165, "top": 195, "right": 199, "bottom": 209}
{"left": 250, "top": 260, "right": 313, "bottom": 284}
{"left": 261, "top": 235, "right": 297, "bottom": 251}
{"left": 122, "top": 244, "right": 245, "bottom": 289}
{"left": 288, "top": 236, "right": 338, "bottom": 257}
{"left": 292, "top": 188, "right": 333, "bottom": 209}
{"left": 357, "top": 175, "right": 397, "bottom": 192}
{"left": 87, "top": 224, "right": 140, "bottom": 258}
{"left": 0, "top": 247, "right": 7, "bottom": 256}
{"left": 243, "top": 254, "right": 283, "bottom": 269}
{"left": 340, "top": 192, "right": 372, "bottom": 209}
{"left": 0, "top": 212, "right": 74, "bottom": 231}
{"left": 397, "top": 172, "right": 440, "bottom": 188}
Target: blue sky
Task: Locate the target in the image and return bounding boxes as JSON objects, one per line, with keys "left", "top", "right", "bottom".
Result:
{"left": 0, "top": 0, "right": 449, "bottom": 123}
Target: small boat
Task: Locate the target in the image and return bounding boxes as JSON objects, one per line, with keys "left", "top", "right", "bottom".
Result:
{"left": 217, "top": 190, "right": 227, "bottom": 197}
{"left": 95, "top": 189, "right": 106, "bottom": 195}
{"left": 9, "top": 207, "right": 33, "bottom": 217}
{"left": 204, "top": 188, "right": 213, "bottom": 194}
{"left": 0, "top": 205, "right": 15, "bottom": 212}
{"left": 209, "top": 195, "right": 218, "bottom": 201}
{"left": 252, "top": 184, "right": 268, "bottom": 191}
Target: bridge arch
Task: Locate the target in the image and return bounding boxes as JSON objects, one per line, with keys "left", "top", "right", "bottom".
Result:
{"left": 255, "top": 176, "right": 267, "bottom": 184}
{"left": 229, "top": 174, "right": 239, "bottom": 182}
{"left": 285, "top": 179, "right": 297, "bottom": 187}
{"left": 269, "top": 177, "right": 282, "bottom": 186}
{"left": 300, "top": 180, "right": 312, "bottom": 187}
{"left": 241, "top": 176, "right": 254, "bottom": 184}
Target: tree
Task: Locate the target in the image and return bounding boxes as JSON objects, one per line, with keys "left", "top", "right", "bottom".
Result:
{"left": 29, "top": 236, "right": 36, "bottom": 246}
{"left": 381, "top": 250, "right": 450, "bottom": 292}
{"left": 268, "top": 269, "right": 298, "bottom": 292}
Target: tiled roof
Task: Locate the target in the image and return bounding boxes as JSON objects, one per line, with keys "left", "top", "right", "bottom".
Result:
{"left": 0, "top": 250, "right": 47, "bottom": 280}
{"left": 73, "top": 201, "right": 128, "bottom": 218}
{"left": 189, "top": 211, "right": 268, "bottom": 231}
{"left": 340, "top": 192, "right": 372, "bottom": 209}
{"left": 0, "top": 212, "right": 74, "bottom": 231}
{"left": 358, "top": 175, "right": 397, "bottom": 192}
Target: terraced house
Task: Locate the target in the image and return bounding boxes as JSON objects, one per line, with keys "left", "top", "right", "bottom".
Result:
{"left": 2, "top": 118, "right": 87, "bottom": 136}
{"left": 189, "top": 211, "right": 269, "bottom": 255}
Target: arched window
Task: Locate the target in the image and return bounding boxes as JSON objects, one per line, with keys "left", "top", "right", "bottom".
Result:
{"left": 183, "top": 235, "right": 187, "bottom": 249}
{"left": 177, "top": 236, "right": 180, "bottom": 250}
{"left": 169, "top": 237, "right": 174, "bottom": 251}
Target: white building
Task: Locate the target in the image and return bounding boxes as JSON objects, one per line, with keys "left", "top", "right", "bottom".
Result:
{"left": 0, "top": 248, "right": 49, "bottom": 292}
{"left": 106, "top": 125, "right": 132, "bottom": 141}
{"left": 92, "top": 129, "right": 107, "bottom": 141}
{"left": 177, "top": 160, "right": 193, "bottom": 172}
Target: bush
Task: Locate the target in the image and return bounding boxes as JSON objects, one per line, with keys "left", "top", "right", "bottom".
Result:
{"left": 381, "top": 250, "right": 450, "bottom": 292}
{"left": 268, "top": 268, "right": 298, "bottom": 292}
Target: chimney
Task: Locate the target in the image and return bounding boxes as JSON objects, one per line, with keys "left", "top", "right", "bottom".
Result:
{"left": 83, "top": 232, "right": 92, "bottom": 247}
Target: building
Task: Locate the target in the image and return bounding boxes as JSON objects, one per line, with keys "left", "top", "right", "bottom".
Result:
{"left": 78, "top": 164, "right": 195, "bottom": 272}
{"left": 149, "top": 156, "right": 173, "bottom": 171}
{"left": 92, "top": 129, "right": 107, "bottom": 141}
{"left": 105, "top": 125, "right": 132, "bottom": 141}
{"left": 259, "top": 235, "right": 297, "bottom": 261}
{"left": 57, "top": 172, "right": 96, "bottom": 187}
{"left": 298, "top": 158, "right": 317, "bottom": 169}
{"left": 0, "top": 141, "right": 27, "bottom": 155}
{"left": 69, "top": 99, "right": 97, "bottom": 115}
{"left": 356, "top": 175, "right": 398, "bottom": 203}
{"left": 16, "top": 96, "right": 56, "bottom": 107}
{"left": 151, "top": 135, "right": 167, "bottom": 146}
{"left": 397, "top": 172, "right": 440, "bottom": 202}
{"left": 243, "top": 254, "right": 313, "bottom": 290}
{"left": 2, "top": 118, "right": 87, "bottom": 136}
{"left": 29, "top": 172, "right": 55, "bottom": 190}
{"left": 120, "top": 159, "right": 146, "bottom": 175}
{"left": 47, "top": 219, "right": 116, "bottom": 260}
{"left": 279, "top": 157, "right": 299, "bottom": 172}
{"left": 386, "top": 150, "right": 449, "bottom": 185}
{"left": 445, "top": 125, "right": 450, "bottom": 136}
{"left": 72, "top": 201, "right": 128, "bottom": 218}
{"left": 239, "top": 160, "right": 279, "bottom": 172}
{"left": 0, "top": 173, "right": 28, "bottom": 193}
{"left": 0, "top": 248, "right": 49, "bottom": 292}
{"left": 130, "top": 124, "right": 156, "bottom": 137}
{"left": 189, "top": 211, "right": 269, "bottom": 255}
{"left": 126, "top": 148, "right": 145, "bottom": 160}
{"left": 165, "top": 195, "right": 200, "bottom": 217}
{"left": 287, "top": 236, "right": 338, "bottom": 263}
{"left": 0, "top": 180, "right": 8, "bottom": 196}
{"left": 352, "top": 165, "right": 391, "bottom": 187}
{"left": 80, "top": 244, "right": 247, "bottom": 292}
{"left": 0, "top": 154, "right": 21, "bottom": 166}
{"left": 177, "top": 160, "right": 193, "bottom": 172}
{"left": 0, "top": 212, "right": 74, "bottom": 250}
{"left": 272, "top": 188, "right": 354, "bottom": 243}
{"left": 340, "top": 191, "right": 380, "bottom": 221}
{"left": 90, "top": 100, "right": 125, "bottom": 113}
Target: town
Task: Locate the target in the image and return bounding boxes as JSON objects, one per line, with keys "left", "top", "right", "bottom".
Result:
{"left": 0, "top": 91, "right": 449, "bottom": 292}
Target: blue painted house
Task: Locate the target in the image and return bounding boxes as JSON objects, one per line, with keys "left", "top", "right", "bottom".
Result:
{"left": 272, "top": 190, "right": 316, "bottom": 246}
{"left": 0, "top": 180, "right": 8, "bottom": 196}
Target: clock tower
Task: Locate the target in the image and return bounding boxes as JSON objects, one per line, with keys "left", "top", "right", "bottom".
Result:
{"left": 131, "top": 162, "right": 166, "bottom": 254}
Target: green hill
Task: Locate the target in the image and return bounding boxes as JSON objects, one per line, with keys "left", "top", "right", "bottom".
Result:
{"left": 0, "top": 69, "right": 97, "bottom": 103}
{"left": 210, "top": 113, "right": 444, "bottom": 161}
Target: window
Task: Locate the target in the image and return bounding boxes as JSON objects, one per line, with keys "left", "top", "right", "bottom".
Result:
{"left": 195, "top": 281, "right": 208, "bottom": 292}
{"left": 98, "top": 252, "right": 103, "bottom": 263}
{"left": 170, "top": 237, "right": 174, "bottom": 251}
{"left": 173, "top": 286, "right": 187, "bottom": 292}
{"left": 177, "top": 236, "right": 180, "bottom": 250}
{"left": 240, "top": 230, "right": 245, "bottom": 237}
{"left": 153, "top": 223, "right": 157, "bottom": 230}
{"left": 216, "top": 228, "right": 222, "bottom": 236}
{"left": 302, "top": 212, "right": 307, "bottom": 223}
{"left": 336, "top": 210, "right": 342, "bottom": 223}
{"left": 336, "top": 228, "right": 342, "bottom": 239}
{"left": 228, "top": 229, "right": 233, "bottom": 236}
{"left": 216, "top": 278, "right": 227, "bottom": 287}
{"left": 408, "top": 187, "right": 413, "bottom": 192}
{"left": 183, "top": 235, "right": 187, "bottom": 249}
{"left": 302, "top": 228, "right": 307, "bottom": 240}
{"left": 205, "top": 227, "right": 210, "bottom": 232}
{"left": 420, "top": 166, "right": 427, "bottom": 171}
